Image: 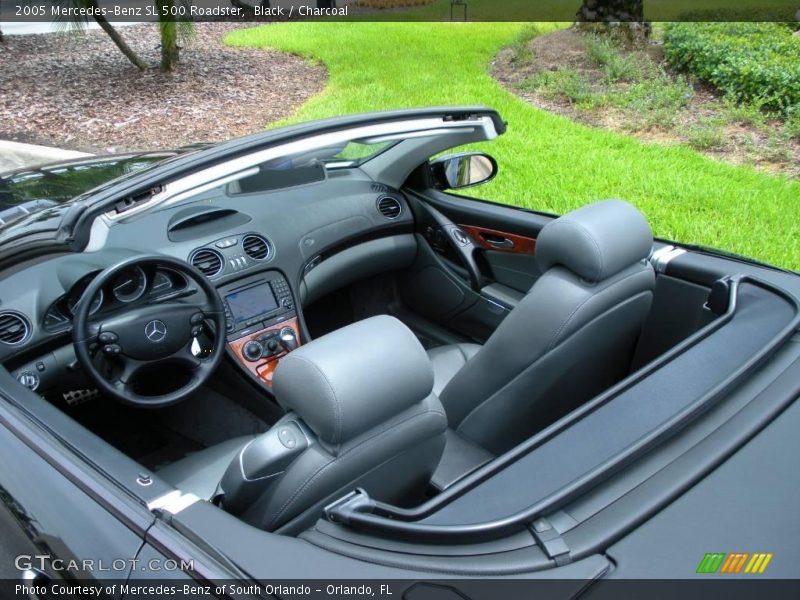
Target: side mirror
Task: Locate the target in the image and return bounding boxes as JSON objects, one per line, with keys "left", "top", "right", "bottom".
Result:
{"left": 429, "top": 152, "right": 498, "bottom": 190}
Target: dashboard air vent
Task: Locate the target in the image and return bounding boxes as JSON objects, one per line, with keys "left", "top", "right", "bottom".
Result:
{"left": 189, "top": 248, "right": 224, "bottom": 278}
{"left": 242, "top": 234, "right": 272, "bottom": 261}
{"left": 377, "top": 196, "right": 402, "bottom": 220}
{"left": 0, "top": 311, "right": 30, "bottom": 345}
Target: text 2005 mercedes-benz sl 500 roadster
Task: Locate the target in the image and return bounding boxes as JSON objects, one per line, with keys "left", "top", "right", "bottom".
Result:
{"left": 0, "top": 108, "right": 798, "bottom": 595}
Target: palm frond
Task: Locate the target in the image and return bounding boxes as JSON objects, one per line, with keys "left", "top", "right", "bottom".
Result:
{"left": 50, "top": 0, "right": 92, "bottom": 36}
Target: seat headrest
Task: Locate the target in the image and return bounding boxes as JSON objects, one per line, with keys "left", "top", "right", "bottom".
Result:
{"left": 272, "top": 316, "right": 434, "bottom": 445}
{"left": 535, "top": 199, "right": 653, "bottom": 282}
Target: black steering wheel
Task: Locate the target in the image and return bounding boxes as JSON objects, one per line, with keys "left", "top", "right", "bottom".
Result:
{"left": 72, "top": 255, "right": 226, "bottom": 408}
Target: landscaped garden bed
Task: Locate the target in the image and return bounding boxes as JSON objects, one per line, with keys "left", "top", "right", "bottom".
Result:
{"left": 0, "top": 23, "right": 326, "bottom": 153}
{"left": 492, "top": 27, "right": 800, "bottom": 178}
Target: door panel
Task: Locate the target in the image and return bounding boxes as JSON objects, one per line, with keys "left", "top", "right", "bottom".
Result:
{"left": 481, "top": 251, "right": 542, "bottom": 293}
{"left": 420, "top": 190, "right": 551, "bottom": 294}
{"left": 419, "top": 189, "right": 553, "bottom": 235}
{"left": 401, "top": 189, "right": 554, "bottom": 343}
{"left": 458, "top": 224, "right": 537, "bottom": 255}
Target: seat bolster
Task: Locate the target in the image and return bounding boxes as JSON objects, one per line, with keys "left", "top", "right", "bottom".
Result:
{"left": 427, "top": 343, "right": 482, "bottom": 396}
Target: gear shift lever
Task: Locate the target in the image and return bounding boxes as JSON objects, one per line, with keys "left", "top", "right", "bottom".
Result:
{"left": 279, "top": 327, "right": 298, "bottom": 352}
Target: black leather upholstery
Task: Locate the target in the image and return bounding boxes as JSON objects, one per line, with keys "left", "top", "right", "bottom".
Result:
{"left": 157, "top": 435, "right": 255, "bottom": 500}
{"left": 237, "top": 396, "right": 446, "bottom": 533}
{"left": 158, "top": 316, "right": 447, "bottom": 533}
{"left": 535, "top": 199, "right": 654, "bottom": 282}
{"left": 273, "top": 315, "right": 435, "bottom": 444}
{"left": 431, "top": 199, "right": 656, "bottom": 454}
{"left": 430, "top": 429, "right": 494, "bottom": 491}
{"left": 427, "top": 343, "right": 480, "bottom": 396}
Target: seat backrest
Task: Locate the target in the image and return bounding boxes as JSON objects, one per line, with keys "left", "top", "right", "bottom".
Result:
{"left": 440, "top": 199, "right": 655, "bottom": 454}
{"left": 224, "top": 316, "right": 447, "bottom": 534}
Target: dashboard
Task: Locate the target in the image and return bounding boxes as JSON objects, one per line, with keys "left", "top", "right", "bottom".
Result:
{"left": 0, "top": 167, "right": 416, "bottom": 394}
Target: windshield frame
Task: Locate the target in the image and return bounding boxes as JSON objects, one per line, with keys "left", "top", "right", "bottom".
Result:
{"left": 100, "top": 116, "right": 493, "bottom": 224}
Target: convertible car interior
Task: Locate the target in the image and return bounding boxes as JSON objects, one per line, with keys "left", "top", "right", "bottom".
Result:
{"left": 1, "top": 108, "right": 798, "bottom": 572}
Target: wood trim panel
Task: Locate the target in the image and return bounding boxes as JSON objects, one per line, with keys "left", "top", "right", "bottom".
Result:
{"left": 459, "top": 224, "right": 536, "bottom": 255}
{"left": 228, "top": 317, "right": 300, "bottom": 387}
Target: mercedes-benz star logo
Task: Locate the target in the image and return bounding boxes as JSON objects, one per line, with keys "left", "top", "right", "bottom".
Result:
{"left": 144, "top": 320, "right": 167, "bottom": 343}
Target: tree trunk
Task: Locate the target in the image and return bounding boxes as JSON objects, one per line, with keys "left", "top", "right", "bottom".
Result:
{"left": 575, "top": 0, "right": 650, "bottom": 42}
{"left": 159, "top": 19, "right": 180, "bottom": 72}
{"left": 228, "top": 1, "right": 272, "bottom": 18}
{"left": 0, "top": 25, "right": 4, "bottom": 44}
{"left": 88, "top": 0, "right": 148, "bottom": 70}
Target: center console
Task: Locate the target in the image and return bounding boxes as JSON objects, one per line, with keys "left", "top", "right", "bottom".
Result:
{"left": 219, "top": 270, "right": 301, "bottom": 387}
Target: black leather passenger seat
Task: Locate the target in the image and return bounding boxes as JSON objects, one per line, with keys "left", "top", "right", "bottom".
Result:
{"left": 427, "top": 199, "right": 656, "bottom": 455}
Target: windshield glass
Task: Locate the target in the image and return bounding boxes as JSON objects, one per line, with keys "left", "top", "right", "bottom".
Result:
{"left": 330, "top": 140, "right": 395, "bottom": 163}
{"left": 0, "top": 153, "right": 176, "bottom": 212}
{"left": 270, "top": 139, "right": 397, "bottom": 168}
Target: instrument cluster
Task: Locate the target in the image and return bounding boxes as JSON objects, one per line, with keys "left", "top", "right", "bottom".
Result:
{"left": 42, "top": 266, "right": 188, "bottom": 332}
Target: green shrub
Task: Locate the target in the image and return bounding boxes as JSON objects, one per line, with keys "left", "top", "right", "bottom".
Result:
{"left": 585, "top": 35, "right": 642, "bottom": 83}
{"left": 623, "top": 71, "right": 694, "bottom": 112}
{"left": 721, "top": 95, "right": 768, "bottom": 128}
{"left": 686, "top": 119, "right": 726, "bottom": 150}
{"left": 785, "top": 105, "right": 800, "bottom": 140}
{"left": 517, "top": 68, "right": 595, "bottom": 105}
{"left": 664, "top": 22, "right": 800, "bottom": 112}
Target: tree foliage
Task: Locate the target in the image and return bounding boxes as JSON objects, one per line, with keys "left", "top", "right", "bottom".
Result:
{"left": 51, "top": 0, "right": 194, "bottom": 72}
{"left": 575, "top": 0, "right": 650, "bottom": 43}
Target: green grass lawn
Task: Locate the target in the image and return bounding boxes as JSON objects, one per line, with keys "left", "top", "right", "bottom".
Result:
{"left": 226, "top": 21, "right": 800, "bottom": 271}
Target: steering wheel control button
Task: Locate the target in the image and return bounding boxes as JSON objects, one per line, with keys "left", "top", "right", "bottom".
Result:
{"left": 190, "top": 313, "right": 204, "bottom": 325}
{"left": 102, "top": 344, "right": 122, "bottom": 356}
{"left": 191, "top": 325, "right": 203, "bottom": 337}
{"left": 17, "top": 371, "right": 39, "bottom": 391}
{"left": 278, "top": 427, "right": 297, "bottom": 449}
{"left": 243, "top": 340, "right": 264, "bottom": 362}
{"left": 98, "top": 331, "right": 119, "bottom": 344}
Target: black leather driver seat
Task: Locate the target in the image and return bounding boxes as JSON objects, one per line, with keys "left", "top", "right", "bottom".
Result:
{"left": 428, "top": 199, "right": 655, "bottom": 455}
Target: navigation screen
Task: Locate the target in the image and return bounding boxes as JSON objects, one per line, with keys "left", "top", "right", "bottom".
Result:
{"left": 226, "top": 283, "right": 278, "bottom": 323}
